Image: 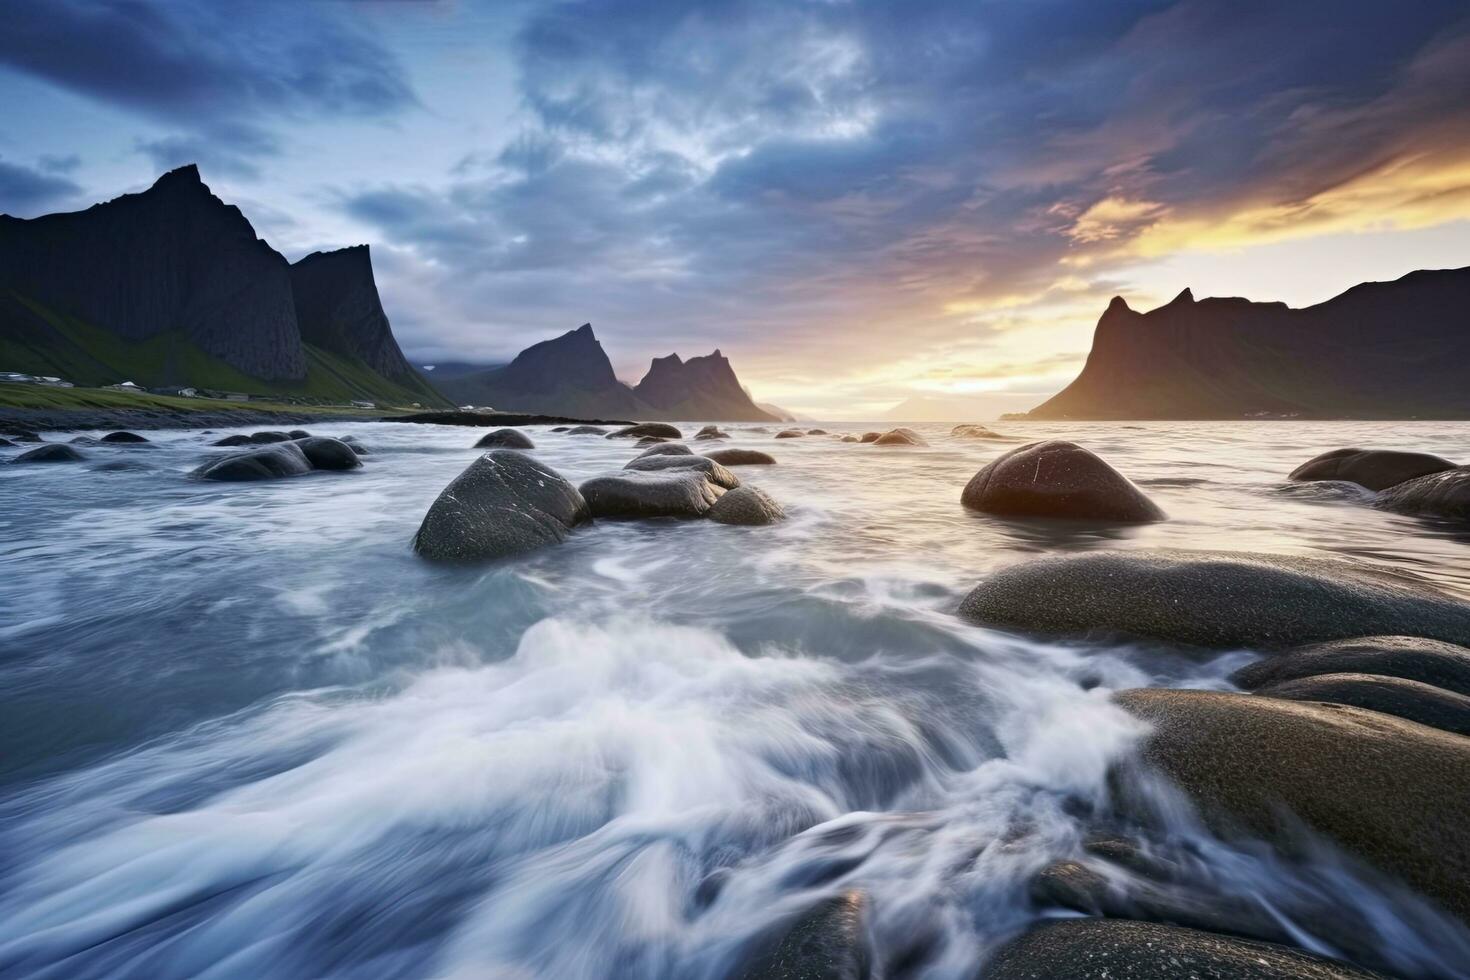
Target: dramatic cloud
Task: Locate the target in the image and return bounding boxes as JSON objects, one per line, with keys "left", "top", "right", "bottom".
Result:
{"left": 0, "top": 157, "right": 82, "bottom": 216}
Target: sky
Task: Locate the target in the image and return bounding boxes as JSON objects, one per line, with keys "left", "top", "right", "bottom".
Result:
{"left": 1, "top": 0, "right": 1468, "bottom": 419}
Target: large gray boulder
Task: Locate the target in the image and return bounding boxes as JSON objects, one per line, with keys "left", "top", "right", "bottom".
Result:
{"left": 1233, "top": 636, "right": 1470, "bottom": 697}
{"left": 1252, "top": 672, "right": 1470, "bottom": 737}
{"left": 736, "top": 891, "right": 870, "bottom": 980}
{"left": 100, "top": 431, "right": 149, "bottom": 444}
{"left": 623, "top": 453, "right": 740, "bottom": 489}
{"left": 1289, "top": 448, "right": 1455, "bottom": 491}
{"left": 211, "top": 434, "right": 253, "bottom": 447}
{"left": 579, "top": 471, "right": 722, "bottom": 519}
{"left": 704, "top": 448, "right": 776, "bottom": 466}
{"left": 961, "top": 441, "right": 1162, "bottom": 522}
{"left": 474, "top": 428, "right": 535, "bottom": 450}
{"left": 292, "top": 436, "right": 362, "bottom": 471}
{"left": 958, "top": 550, "right": 1470, "bottom": 650}
{"left": 635, "top": 443, "right": 694, "bottom": 459}
{"left": 413, "top": 450, "right": 589, "bottom": 562}
{"left": 12, "top": 444, "right": 85, "bottom": 463}
{"left": 985, "top": 919, "right": 1382, "bottom": 980}
{"left": 951, "top": 423, "right": 1008, "bottom": 439}
{"left": 708, "top": 486, "right": 785, "bottom": 526}
{"left": 1116, "top": 687, "right": 1470, "bottom": 925}
{"left": 607, "top": 422, "right": 683, "bottom": 440}
{"left": 871, "top": 427, "right": 927, "bottom": 446}
{"left": 1376, "top": 467, "right": 1470, "bottom": 523}
{"left": 566, "top": 425, "right": 607, "bottom": 435}
{"left": 194, "top": 442, "right": 315, "bottom": 481}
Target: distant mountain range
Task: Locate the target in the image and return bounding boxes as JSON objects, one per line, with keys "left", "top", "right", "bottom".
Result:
{"left": 1027, "top": 267, "right": 1470, "bottom": 419}
{"left": 437, "top": 324, "right": 778, "bottom": 422}
{"left": 0, "top": 165, "right": 444, "bottom": 406}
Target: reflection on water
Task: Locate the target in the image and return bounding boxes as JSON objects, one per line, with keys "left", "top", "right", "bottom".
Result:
{"left": 1, "top": 419, "right": 1469, "bottom": 977}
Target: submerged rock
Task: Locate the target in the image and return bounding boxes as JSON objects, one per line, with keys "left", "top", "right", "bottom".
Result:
{"left": 1116, "top": 687, "right": 1470, "bottom": 924}
{"left": 871, "top": 427, "right": 927, "bottom": 446}
{"left": 337, "top": 435, "right": 370, "bottom": 455}
{"left": 1253, "top": 672, "right": 1470, "bottom": 737}
{"left": 0, "top": 436, "right": 14, "bottom": 447}
{"left": 414, "top": 450, "right": 590, "bottom": 562}
{"left": 100, "top": 431, "right": 149, "bottom": 444}
{"left": 287, "top": 429, "right": 311, "bottom": 439}
{"left": 1233, "top": 636, "right": 1470, "bottom": 697}
{"left": 985, "top": 918, "right": 1380, "bottom": 980}
{"left": 194, "top": 442, "right": 315, "bottom": 481}
{"left": 951, "top": 423, "right": 1007, "bottom": 439}
{"left": 961, "top": 440, "right": 1162, "bottom": 522}
{"left": 579, "top": 470, "right": 722, "bottom": 519}
{"left": 474, "top": 428, "right": 535, "bottom": 450}
{"left": 2, "top": 429, "right": 42, "bottom": 442}
{"left": 211, "top": 434, "right": 253, "bottom": 447}
{"left": 708, "top": 486, "right": 785, "bottom": 526}
{"left": 623, "top": 453, "right": 740, "bottom": 489}
{"left": 248, "top": 430, "right": 294, "bottom": 444}
{"left": 841, "top": 435, "right": 859, "bottom": 442}
{"left": 12, "top": 444, "right": 85, "bottom": 463}
{"left": 958, "top": 550, "right": 1470, "bottom": 649}
{"left": 704, "top": 448, "right": 776, "bottom": 466}
{"left": 607, "top": 422, "right": 683, "bottom": 440}
{"left": 566, "top": 425, "right": 607, "bottom": 435}
{"left": 736, "top": 890, "right": 870, "bottom": 980}
{"left": 292, "top": 436, "right": 362, "bottom": 471}
{"left": 775, "top": 428, "right": 806, "bottom": 439}
{"left": 694, "top": 425, "right": 729, "bottom": 441}
{"left": 635, "top": 443, "right": 694, "bottom": 459}
{"left": 550, "top": 426, "right": 569, "bottom": 432}
{"left": 1376, "top": 467, "right": 1470, "bottom": 524}
{"left": 1289, "top": 448, "right": 1455, "bottom": 491}
{"left": 806, "top": 428, "right": 829, "bottom": 436}
{"left": 635, "top": 436, "right": 669, "bottom": 446}
{"left": 859, "top": 432, "right": 881, "bottom": 443}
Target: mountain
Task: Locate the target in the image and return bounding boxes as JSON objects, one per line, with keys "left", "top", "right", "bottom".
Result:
{"left": 437, "top": 325, "right": 776, "bottom": 420}
{"left": 1027, "top": 267, "right": 1470, "bottom": 420}
{"left": 885, "top": 392, "right": 1044, "bottom": 421}
{"left": 0, "top": 165, "right": 446, "bottom": 406}
{"left": 633, "top": 350, "right": 777, "bottom": 421}
{"left": 419, "top": 360, "right": 507, "bottom": 380}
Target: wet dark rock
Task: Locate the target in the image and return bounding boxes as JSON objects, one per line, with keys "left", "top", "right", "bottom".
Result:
{"left": 291, "top": 436, "right": 362, "bottom": 471}
{"left": 1233, "top": 636, "right": 1470, "bottom": 697}
{"left": 248, "top": 430, "right": 294, "bottom": 444}
{"left": 1252, "top": 672, "right": 1470, "bottom": 737}
{"left": 635, "top": 436, "right": 669, "bottom": 446}
{"left": 566, "top": 425, "right": 607, "bottom": 435}
{"left": 474, "top": 428, "right": 535, "bottom": 450}
{"left": 871, "top": 427, "right": 927, "bottom": 446}
{"left": 635, "top": 443, "right": 694, "bottom": 459}
{"left": 550, "top": 426, "right": 569, "bottom": 432}
{"left": 985, "top": 918, "right": 1381, "bottom": 980}
{"left": 951, "top": 423, "right": 1007, "bottom": 439}
{"left": 212, "top": 434, "right": 254, "bottom": 446}
{"left": 100, "top": 431, "right": 149, "bottom": 444}
{"left": 0, "top": 436, "right": 14, "bottom": 447}
{"left": 708, "top": 486, "right": 785, "bottom": 526}
{"left": 2, "top": 429, "right": 43, "bottom": 442}
{"left": 12, "top": 444, "right": 85, "bottom": 463}
{"left": 960, "top": 440, "right": 1162, "bottom": 522}
{"left": 859, "top": 432, "right": 881, "bottom": 443}
{"left": 806, "top": 428, "right": 828, "bottom": 436}
{"left": 337, "top": 435, "right": 370, "bottom": 455}
{"left": 607, "top": 422, "right": 683, "bottom": 440}
{"left": 775, "top": 429, "right": 806, "bottom": 439}
{"left": 287, "top": 429, "right": 311, "bottom": 439}
{"left": 1376, "top": 467, "right": 1470, "bottom": 524}
{"left": 69, "top": 436, "right": 100, "bottom": 446}
{"left": 1289, "top": 448, "right": 1456, "bottom": 491}
{"left": 194, "top": 442, "right": 314, "bottom": 481}
{"left": 841, "top": 435, "right": 858, "bottom": 442}
{"left": 579, "top": 470, "right": 722, "bottom": 519}
{"left": 694, "top": 425, "right": 729, "bottom": 441}
{"left": 623, "top": 453, "right": 740, "bottom": 489}
{"left": 414, "top": 450, "right": 589, "bottom": 562}
{"left": 704, "top": 448, "right": 777, "bottom": 466}
{"left": 959, "top": 550, "right": 1470, "bottom": 649}
{"left": 736, "top": 890, "right": 870, "bottom": 980}
{"left": 1116, "top": 687, "right": 1470, "bottom": 925}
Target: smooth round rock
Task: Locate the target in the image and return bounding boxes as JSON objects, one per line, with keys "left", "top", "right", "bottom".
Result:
{"left": 248, "top": 431, "right": 293, "bottom": 444}
{"left": 951, "top": 423, "right": 1007, "bottom": 439}
{"left": 100, "top": 431, "right": 149, "bottom": 444}
{"left": 1233, "top": 636, "right": 1470, "bottom": 697}
{"left": 958, "top": 550, "right": 1470, "bottom": 650}
{"left": 474, "top": 428, "right": 535, "bottom": 450}
{"left": 841, "top": 435, "right": 858, "bottom": 442}
{"left": 871, "top": 427, "right": 927, "bottom": 446}
{"left": 194, "top": 443, "right": 314, "bottom": 481}
{"left": 859, "top": 432, "right": 881, "bottom": 443}
{"left": 775, "top": 429, "right": 805, "bottom": 439}
{"left": 704, "top": 448, "right": 776, "bottom": 466}
{"left": 1116, "top": 687, "right": 1470, "bottom": 924}
{"left": 13, "top": 444, "right": 85, "bottom": 463}
{"left": 566, "top": 425, "right": 607, "bottom": 435}
{"left": 961, "top": 440, "right": 1162, "bottom": 522}
{"left": 292, "top": 436, "right": 362, "bottom": 471}
{"left": 1376, "top": 467, "right": 1470, "bottom": 524}
{"left": 1289, "top": 448, "right": 1456, "bottom": 491}
{"left": 623, "top": 453, "right": 740, "bottom": 489}
{"left": 806, "top": 428, "right": 828, "bottom": 436}
{"left": 211, "top": 434, "right": 253, "bottom": 447}
{"left": 607, "top": 422, "right": 683, "bottom": 440}
{"left": 1253, "top": 672, "right": 1470, "bottom": 736}
{"left": 579, "top": 471, "right": 722, "bottom": 519}
{"left": 735, "top": 891, "right": 869, "bottom": 980}
{"left": 635, "top": 436, "right": 668, "bottom": 446}
{"left": 2, "top": 429, "right": 42, "bottom": 442}
{"left": 708, "top": 486, "right": 785, "bottom": 526}
{"left": 413, "top": 450, "right": 589, "bottom": 562}
{"left": 986, "top": 918, "right": 1382, "bottom": 980}
{"left": 635, "top": 443, "right": 694, "bottom": 459}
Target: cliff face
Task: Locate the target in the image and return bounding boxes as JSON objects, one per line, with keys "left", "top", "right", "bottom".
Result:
{"left": 1029, "top": 268, "right": 1470, "bottom": 419}
{"left": 633, "top": 350, "right": 777, "bottom": 421}
{"left": 0, "top": 165, "right": 306, "bottom": 380}
{"left": 289, "top": 245, "right": 414, "bottom": 381}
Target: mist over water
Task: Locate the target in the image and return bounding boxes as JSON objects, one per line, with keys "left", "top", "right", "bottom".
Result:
{"left": 3, "top": 420, "right": 1470, "bottom": 978}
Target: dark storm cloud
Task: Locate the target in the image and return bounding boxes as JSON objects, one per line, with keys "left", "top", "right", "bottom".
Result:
{"left": 0, "top": 157, "right": 82, "bottom": 216}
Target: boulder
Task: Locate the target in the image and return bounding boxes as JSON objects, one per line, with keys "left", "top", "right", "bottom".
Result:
{"left": 623, "top": 453, "right": 740, "bottom": 489}
{"left": 985, "top": 919, "right": 1381, "bottom": 980}
{"left": 694, "top": 425, "right": 726, "bottom": 440}
{"left": 292, "top": 436, "right": 363, "bottom": 471}
{"left": 287, "top": 429, "right": 311, "bottom": 439}
{"left": 194, "top": 442, "right": 314, "bottom": 481}
{"left": 69, "top": 436, "right": 100, "bottom": 446}
{"left": 12, "top": 444, "right": 85, "bottom": 463}
{"left": 550, "top": 426, "right": 570, "bottom": 432}
{"left": 2, "top": 429, "right": 42, "bottom": 442}
{"left": 960, "top": 441, "right": 1162, "bottom": 522}
{"left": 1116, "top": 687, "right": 1470, "bottom": 924}
{"left": 1252, "top": 673, "right": 1470, "bottom": 737}
{"left": 951, "top": 423, "right": 1007, "bottom": 439}
{"left": 958, "top": 550, "right": 1470, "bottom": 650}
{"left": 1233, "top": 636, "right": 1470, "bottom": 697}
{"left": 337, "top": 435, "right": 370, "bottom": 455}
{"left": 859, "top": 432, "right": 881, "bottom": 443}
{"left": 635, "top": 443, "right": 694, "bottom": 459}
{"left": 607, "top": 422, "right": 683, "bottom": 440}
{"left": 413, "top": 450, "right": 590, "bottom": 562}
{"left": 775, "top": 429, "right": 806, "bottom": 439}
{"left": 579, "top": 471, "right": 722, "bottom": 519}
{"left": 566, "top": 425, "right": 607, "bottom": 435}
{"left": 100, "top": 431, "right": 149, "bottom": 444}
{"left": 474, "top": 428, "right": 535, "bottom": 450}
{"left": 1376, "top": 467, "right": 1470, "bottom": 524}
{"left": 708, "top": 486, "right": 785, "bottom": 526}
{"left": 212, "top": 434, "right": 254, "bottom": 447}
{"left": 248, "top": 431, "right": 294, "bottom": 444}
{"left": 806, "top": 428, "right": 829, "bottom": 436}
{"left": 841, "top": 435, "right": 858, "bottom": 443}
{"left": 696, "top": 431, "right": 730, "bottom": 440}
{"left": 871, "top": 427, "right": 927, "bottom": 446}
{"left": 1289, "top": 448, "right": 1456, "bottom": 491}
{"left": 736, "top": 891, "right": 870, "bottom": 980}
{"left": 704, "top": 448, "right": 776, "bottom": 466}
{"left": 635, "top": 436, "right": 668, "bottom": 446}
